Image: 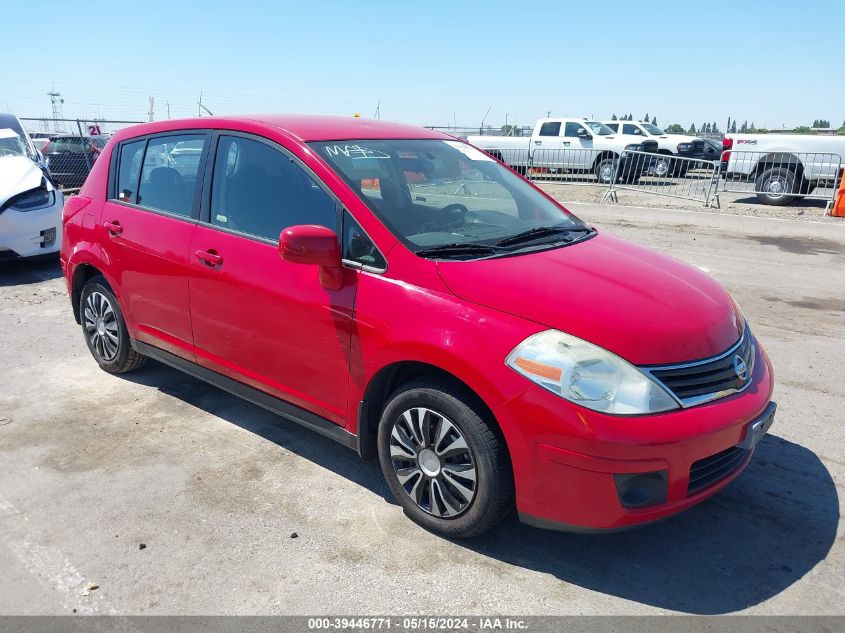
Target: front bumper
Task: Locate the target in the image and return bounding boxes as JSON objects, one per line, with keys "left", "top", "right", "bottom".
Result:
{"left": 0, "top": 190, "right": 64, "bottom": 258}
{"left": 495, "top": 341, "right": 775, "bottom": 531}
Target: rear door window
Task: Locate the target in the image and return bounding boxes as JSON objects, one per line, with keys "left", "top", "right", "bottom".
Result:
{"left": 137, "top": 134, "right": 207, "bottom": 217}
{"left": 538, "top": 122, "right": 561, "bottom": 136}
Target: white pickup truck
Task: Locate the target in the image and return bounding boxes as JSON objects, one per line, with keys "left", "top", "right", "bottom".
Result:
{"left": 601, "top": 120, "right": 704, "bottom": 176}
{"left": 722, "top": 133, "right": 845, "bottom": 205}
{"left": 467, "top": 118, "right": 657, "bottom": 184}
{"left": 601, "top": 120, "right": 701, "bottom": 155}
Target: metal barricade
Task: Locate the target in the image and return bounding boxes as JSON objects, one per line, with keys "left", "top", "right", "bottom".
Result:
{"left": 528, "top": 148, "right": 628, "bottom": 186}
{"left": 480, "top": 146, "right": 531, "bottom": 176}
{"left": 720, "top": 150, "right": 842, "bottom": 208}
{"left": 480, "top": 147, "right": 635, "bottom": 186}
{"left": 603, "top": 151, "right": 722, "bottom": 207}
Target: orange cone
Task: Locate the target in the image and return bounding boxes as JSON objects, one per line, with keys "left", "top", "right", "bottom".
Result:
{"left": 831, "top": 170, "right": 845, "bottom": 217}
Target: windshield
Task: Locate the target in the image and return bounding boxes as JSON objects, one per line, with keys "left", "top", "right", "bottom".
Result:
{"left": 0, "top": 129, "right": 27, "bottom": 158}
{"left": 641, "top": 123, "right": 665, "bottom": 135}
{"left": 585, "top": 121, "right": 615, "bottom": 135}
{"left": 311, "top": 139, "right": 589, "bottom": 257}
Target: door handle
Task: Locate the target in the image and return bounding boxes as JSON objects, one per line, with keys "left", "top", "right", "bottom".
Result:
{"left": 195, "top": 249, "right": 223, "bottom": 267}
{"left": 104, "top": 221, "right": 122, "bottom": 235}
{"left": 563, "top": 142, "right": 571, "bottom": 147}
{"left": 534, "top": 140, "right": 542, "bottom": 146}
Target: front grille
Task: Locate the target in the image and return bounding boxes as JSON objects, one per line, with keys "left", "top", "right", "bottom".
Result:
{"left": 688, "top": 445, "right": 749, "bottom": 495}
{"left": 644, "top": 328, "right": 755, "bottom": 406}
{"left": 642, "top": 140, "right": 659, "bottom": 153}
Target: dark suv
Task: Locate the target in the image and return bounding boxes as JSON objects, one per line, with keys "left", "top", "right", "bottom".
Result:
{"left": 42, "top": 135, "right": 108, "bottom": 190}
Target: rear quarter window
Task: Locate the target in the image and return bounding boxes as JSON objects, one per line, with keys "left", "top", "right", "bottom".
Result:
{"left": 114, "top": 140, "right": 146, "bottom": 203}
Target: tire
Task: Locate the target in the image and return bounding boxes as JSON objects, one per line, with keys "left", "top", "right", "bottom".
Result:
{"left": 653, "top": 156, "right": 671, "bottom": 178}
{"left": 79, "top": 276, "right": 146, "bottom": 374}
{"left": 594, "top": 157, "right": 617, "bottom": 184}
{"left": 755, "top": 167, "right": 799, "bottom": 206}
{"left": 377, "top": 378, "right": 514, "bottom": 538}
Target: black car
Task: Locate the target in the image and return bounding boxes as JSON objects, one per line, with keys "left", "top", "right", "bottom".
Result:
{"left": 677, "top": 138, "right": 723, "bottom": 163}
{"left": 41, "top": 135, "right": 108, "bottom": 190}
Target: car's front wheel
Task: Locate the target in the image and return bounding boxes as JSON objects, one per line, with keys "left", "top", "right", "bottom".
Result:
{"left": 79, "top": 276, "right": 146, "bottom": 374}
{"left": 377, "top": 379, "right": 513, "bottom": 538}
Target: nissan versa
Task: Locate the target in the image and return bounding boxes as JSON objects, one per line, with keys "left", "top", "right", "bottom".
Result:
{"left": 60, "top": 115, "right": 775, "bottom": 537}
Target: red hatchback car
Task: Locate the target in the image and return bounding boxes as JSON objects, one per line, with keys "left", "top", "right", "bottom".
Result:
{"left": 61, "top": 115, "right": 775, "bottom": 537}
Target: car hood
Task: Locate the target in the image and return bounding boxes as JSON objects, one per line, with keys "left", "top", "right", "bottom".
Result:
{"left": 0, "top": 156, "right": 44, "bottom": 206}
{"left": 436, "top": 232, "right": 743, "bottom": 365}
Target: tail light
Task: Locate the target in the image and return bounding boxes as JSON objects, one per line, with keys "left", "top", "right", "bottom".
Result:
{"left": 722, "top": 137, "right": 733, "bottom": 161}
{"left": 62, "top": 195, "right": 92, "bottom": 224}
{"left": 41, "top": 141, "right": 52, "bottom": 154}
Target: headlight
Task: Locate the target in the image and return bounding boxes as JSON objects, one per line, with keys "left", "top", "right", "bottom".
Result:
{"left": 624, "top": 143, "right": 643, "bottom": 151}
{"left": 677, "top": 143, "right": 691, "bottom": 152}
{"left": 9, "top": 186, "right": 55, "bottom": 212}
{"left": 506, "top": 330, "right": 679, "bottom": 415}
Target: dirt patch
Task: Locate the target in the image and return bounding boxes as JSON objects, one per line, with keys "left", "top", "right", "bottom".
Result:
{"left": 762, "top": 295, "right": 845, "bottom": 313}
{"left": 744, "top": 235, "right": 845, "bottom": 256}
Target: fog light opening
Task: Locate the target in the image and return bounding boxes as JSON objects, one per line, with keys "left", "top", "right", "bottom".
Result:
{"left": 614, "top": 470, "right": 668, "bottom": 509}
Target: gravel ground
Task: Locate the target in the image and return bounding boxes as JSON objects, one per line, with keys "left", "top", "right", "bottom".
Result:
{"left": 0, "top": 204, "right": 842, "bottom": 616}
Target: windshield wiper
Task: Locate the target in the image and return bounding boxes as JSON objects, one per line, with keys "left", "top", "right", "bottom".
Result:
{"left": 415, "top": 243, "right": 503, "bottom": 259}
{"left": 495, "top": 225, "right": 592, "bottom": 248}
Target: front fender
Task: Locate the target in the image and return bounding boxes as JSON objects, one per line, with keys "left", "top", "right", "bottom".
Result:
{"left": 347, "top": 271, "right": 542, "bottom": 435}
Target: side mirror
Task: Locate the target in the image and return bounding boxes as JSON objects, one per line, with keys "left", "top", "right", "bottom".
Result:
{"left": 279, "top": 224, "right": 344, "bottom": 289}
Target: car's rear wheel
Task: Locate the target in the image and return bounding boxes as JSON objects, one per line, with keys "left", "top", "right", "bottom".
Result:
{"left": 377, "top": 379, "right": 513, "bottom": 538}
{"left": 80, "top": 277, "right": 146, "bottom": 374}
{"left": 755, "top": 167, "right": 799, "bottom": 205}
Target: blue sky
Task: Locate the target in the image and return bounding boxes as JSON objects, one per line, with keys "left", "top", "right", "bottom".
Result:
{"left": 2, "top": 0, "right": 843, "bottom": 130}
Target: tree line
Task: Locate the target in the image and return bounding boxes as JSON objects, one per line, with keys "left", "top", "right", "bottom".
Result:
{"left": 611, "top": 114, "right": 845, "bottom": 135}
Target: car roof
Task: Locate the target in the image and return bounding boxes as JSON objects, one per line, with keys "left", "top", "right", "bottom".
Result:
{"left": 114, "top": 114, "right": 453, "bottom": 143}
{"left": 0, "top": 113, "right": 27, "bottom": 137}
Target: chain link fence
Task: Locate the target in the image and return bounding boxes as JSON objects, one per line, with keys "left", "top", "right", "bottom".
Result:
{"left": 425, "top": 125, "right": 533, "bottom": 138}
{"left": 21, "top": 118, "right": 144, "bottom": 193}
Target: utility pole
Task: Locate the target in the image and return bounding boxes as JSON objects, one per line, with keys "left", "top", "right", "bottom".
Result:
{"left": 48, "top": 88, "right": 64, "bottom": 133}
{"left": 373, "top": 101, "right": 381, "bottom": 120}
{"left": 197, "top": 92, "right": 214, "bottom": 117}
{"left": 166, "top": 101, "right": 171, "bottom": 120}
{"left": 480, "top": 105, "right": 491, "bottom": 135}
{"left": 148, "top": 96, "right": 155, "bottom": 122}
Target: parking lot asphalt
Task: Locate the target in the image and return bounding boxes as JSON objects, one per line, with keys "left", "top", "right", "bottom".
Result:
{"left": 0, "top": 203, "right": 843, "bottom": 616}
